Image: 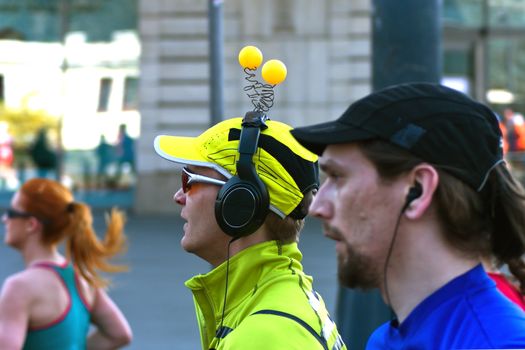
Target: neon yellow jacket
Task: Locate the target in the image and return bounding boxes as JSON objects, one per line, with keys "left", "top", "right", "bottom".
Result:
{"left": 185, "top": 241, "right": 347, "bottom": 350}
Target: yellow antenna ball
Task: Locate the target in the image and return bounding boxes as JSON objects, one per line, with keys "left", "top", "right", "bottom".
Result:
{"left": 261, "top": 59, "right": 287, "bottom": 85}
{"left": 238, "top": 46, "right": 263, "bottom": 69}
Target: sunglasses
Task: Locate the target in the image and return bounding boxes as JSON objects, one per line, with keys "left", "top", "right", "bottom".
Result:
{"left": 4, "top": 208, "right": 33, "bottom": 220}
{"left": 181, "top": 167, "right": 226, "bottom": 193}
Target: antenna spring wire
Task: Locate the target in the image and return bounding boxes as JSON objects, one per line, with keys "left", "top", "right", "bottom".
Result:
{"left": 243, "top": 67, "right": 275, "bottom": 112}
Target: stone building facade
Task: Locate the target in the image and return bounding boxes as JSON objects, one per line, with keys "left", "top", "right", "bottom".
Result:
{"left": 136, "top": 0, "right": 372, "bottom": 213}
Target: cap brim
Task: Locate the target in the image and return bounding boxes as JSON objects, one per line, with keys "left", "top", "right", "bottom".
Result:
{"left": 291, "top": 120, "right": 375, "bottom": 155}
{"left": 153, "top": 135, "right": 232, "bottom": 178}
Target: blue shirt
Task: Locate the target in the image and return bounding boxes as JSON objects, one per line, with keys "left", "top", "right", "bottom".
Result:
{"left": 367, "top": 264, "right": 525, "bottom": 349}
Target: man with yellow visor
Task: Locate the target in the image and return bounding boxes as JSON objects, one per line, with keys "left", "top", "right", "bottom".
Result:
{"left": 154, "top": 112, "right": 346, "bottom": 350}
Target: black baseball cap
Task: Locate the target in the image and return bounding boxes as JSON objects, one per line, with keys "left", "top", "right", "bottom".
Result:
{"left": 291, "top": 82, "right": 504, "bottom": 191}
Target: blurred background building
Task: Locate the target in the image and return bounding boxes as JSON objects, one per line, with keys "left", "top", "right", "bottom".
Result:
{"left": 2, "top": 0, "right": 525, "bottom": 211}
{"left": 0, "top": 0, "right": 139, "bottom": 194}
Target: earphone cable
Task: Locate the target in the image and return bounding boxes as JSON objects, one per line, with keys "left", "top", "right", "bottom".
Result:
{"left": 217, "top": 237, "right": 239, "bottom": 346}
{"left": 383, "top": 202, "right": 409, "bottom": 314}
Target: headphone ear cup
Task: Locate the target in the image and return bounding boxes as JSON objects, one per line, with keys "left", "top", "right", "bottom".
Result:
{"left": 215, "top": 176, "right": 269, "bottom": 238}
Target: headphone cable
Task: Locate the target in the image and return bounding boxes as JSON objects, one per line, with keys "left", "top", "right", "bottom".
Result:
{"left": 382, "top": 202, "right": 409, "bottom": 316}
{"left": 217, "top": 237, "right": 239, "bottom": 346}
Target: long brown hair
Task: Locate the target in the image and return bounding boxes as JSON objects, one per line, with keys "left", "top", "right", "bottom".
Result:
{"left": 18, "top": 178, "right": 127, "bottom": 288}
{"left": 358, "top": 139, "right": 525, "bottom": 293}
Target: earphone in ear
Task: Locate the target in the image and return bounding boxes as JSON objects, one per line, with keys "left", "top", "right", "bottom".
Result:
{"left": 403, "top": 182, "right": 422, "bottom": 211}
{"left": 215, "top": 111, "right": 270, "bottom": 238}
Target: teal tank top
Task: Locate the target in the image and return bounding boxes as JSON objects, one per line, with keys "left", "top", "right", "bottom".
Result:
{"left": 23, "top": 262, "right": 91, "bottom": 350}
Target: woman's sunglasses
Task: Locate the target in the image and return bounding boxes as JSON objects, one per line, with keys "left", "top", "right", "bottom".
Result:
{"left": 181, "top": 167, "right": 226, "bottom": 193}
{"left": 4, "top": 208, "right": 33, "bottom": 219}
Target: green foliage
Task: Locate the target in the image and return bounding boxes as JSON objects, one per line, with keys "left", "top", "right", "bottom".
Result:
{"left": 0, "top": 103, "right": 60, "bottom": 149}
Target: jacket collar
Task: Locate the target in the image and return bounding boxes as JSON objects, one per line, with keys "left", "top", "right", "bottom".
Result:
{"left": 185, "top": 240, "right": 303, "bottom": 314}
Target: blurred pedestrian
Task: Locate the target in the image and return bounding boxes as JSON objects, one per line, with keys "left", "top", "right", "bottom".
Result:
{"left": 29, "top": 128, "right": 57, "bottom": 179}
{"left": 115, "top": 124, "right": 135, "bottom": 186}
{"left": 0, "top": 121, "right": 16, "bottom": 189}
{"left": 95, "top": 135, "right": 113, "bottom": 189}
{"left": 154, "top": 114, "right": 346, "bottom": 349}
{"left": 291, "top": 83, "right": 525, "bottom": 349}
{"left": 0, "top": 178, "right": 132, "bottom": 349}
{"left": 500, "top": 108, "right": 517, "bottom": 154}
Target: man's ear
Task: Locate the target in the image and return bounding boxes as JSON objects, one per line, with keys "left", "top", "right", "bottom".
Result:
{"left": 403, "top": 163, "right": 439, "bottom": 219}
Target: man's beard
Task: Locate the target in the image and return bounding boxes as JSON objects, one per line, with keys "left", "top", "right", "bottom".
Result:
{"left": 338, "top": 240, "right": 379, "bottom": 289}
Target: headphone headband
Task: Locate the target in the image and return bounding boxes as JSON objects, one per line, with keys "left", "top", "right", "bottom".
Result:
{"left": 215, "top": 111, "right": 270, "bottom": 237}
{"left": 237, "top": 112, "right": 267, "bottom": 180}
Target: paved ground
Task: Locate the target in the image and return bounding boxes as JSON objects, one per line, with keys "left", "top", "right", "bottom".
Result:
{"left": 0, "top": 210, "right": 339, "bottom": 349}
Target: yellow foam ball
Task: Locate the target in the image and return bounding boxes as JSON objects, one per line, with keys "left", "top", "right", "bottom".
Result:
{"left": 238, "top": 46, "right": 263, "bottom": 69}
{"left": 261, "top": 59, "right": 287, "bottom": 85}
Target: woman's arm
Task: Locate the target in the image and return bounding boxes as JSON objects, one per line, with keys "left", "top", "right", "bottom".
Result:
{"left": 0, "top": 276, "right": 30, "bottom": 350}
{"left": 87, "top": 288, "right": 132, "bottom": 350}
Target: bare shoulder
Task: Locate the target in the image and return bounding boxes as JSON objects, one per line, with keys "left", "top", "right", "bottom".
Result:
{"left": 0, "top": 272, "right": 34, "bottom": 310}
{"left": 1, "top": 271, "right": 34, "bottom": 295}
{"left": 0, "top": 273, "right": 32, "bottom": 349}
{"left": 1, "top": 268, "right": 59, "bottom": 300}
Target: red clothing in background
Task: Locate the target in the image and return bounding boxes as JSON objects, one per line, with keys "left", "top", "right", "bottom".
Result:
{"left": 488, "top": 272, "right": 525, "bottom": 311}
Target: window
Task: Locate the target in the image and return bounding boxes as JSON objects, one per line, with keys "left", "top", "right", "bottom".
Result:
{"left": 123, "top": 77, "right": 138, "bottom": 111}
{"left": 97, "top": 78, "right": 112, "bottom": 112}
{"left": 273, "top": 0, "right": 294, "bottom": 33}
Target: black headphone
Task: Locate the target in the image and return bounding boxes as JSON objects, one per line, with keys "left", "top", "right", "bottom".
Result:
{"left": 215, "top": 111, "right": 270, "bottom": 238}
{"left": 403, "top": 182, "right": 422, "bottom": 212}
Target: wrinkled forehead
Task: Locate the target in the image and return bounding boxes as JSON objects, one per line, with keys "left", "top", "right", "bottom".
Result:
{"left": 318, "top": 143, "right": 372, "bottom": 172}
